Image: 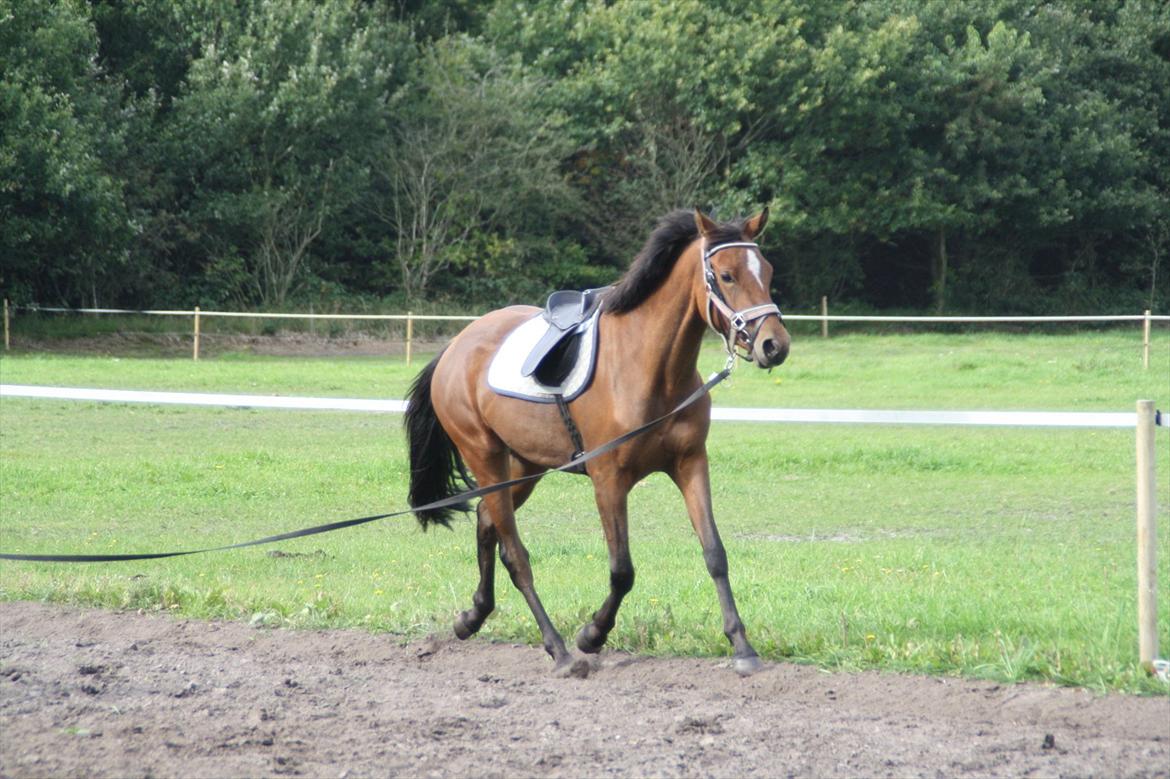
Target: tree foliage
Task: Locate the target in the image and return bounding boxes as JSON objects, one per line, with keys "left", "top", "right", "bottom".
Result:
{"left": 367, "top": 36, "right": 579, "bottom": 302}
{"left": 1, "top": 0, "right": 1167, "bottom": 313}
{"left": 0, "top": 0, "right": 129, "bottom": 306}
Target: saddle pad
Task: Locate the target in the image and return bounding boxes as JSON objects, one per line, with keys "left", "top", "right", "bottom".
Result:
{"left": 487, "top": 308, "right": 602, "bottom": 403}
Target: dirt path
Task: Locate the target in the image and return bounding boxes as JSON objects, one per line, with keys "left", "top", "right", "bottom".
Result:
{"left": 12, "top": 332, "right": 445, "bottom": 359}
{"left": 1, "top": 602, "right": 1167, "bottom": 778}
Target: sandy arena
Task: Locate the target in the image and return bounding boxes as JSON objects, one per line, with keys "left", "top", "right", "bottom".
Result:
{"left": 1, "top": 601, "right": 1167, "bottom": 778}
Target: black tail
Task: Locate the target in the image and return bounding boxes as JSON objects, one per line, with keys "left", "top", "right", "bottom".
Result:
{"left": 404, "top": 349, "right": 476, "bottom": 530}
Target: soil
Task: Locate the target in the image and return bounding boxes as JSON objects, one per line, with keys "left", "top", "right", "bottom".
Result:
{"left": 1, "top": 602, "right": 1167, "bottom": 778}
{"left": 11, "top": 331, "right": 446, "bottom": 359}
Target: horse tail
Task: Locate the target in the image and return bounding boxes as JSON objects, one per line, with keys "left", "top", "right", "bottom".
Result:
{"left": 404, "top": 348, "right": 476, "bottom": 530}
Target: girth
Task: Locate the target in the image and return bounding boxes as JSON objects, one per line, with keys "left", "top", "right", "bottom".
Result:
{"left": 535, "top": 288, "right": 609, "bottom": 475}
{"left": 553, "top": 394, "right": 587, "bottom": 475}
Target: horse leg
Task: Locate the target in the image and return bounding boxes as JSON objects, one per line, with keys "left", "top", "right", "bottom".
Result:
{"left": 576, "top": 480, "right": 634, "bottom": 653}
{"left": 462, "top": 450, "right": 576, "bottom": 671}
{"left": 453, "top": 502, "right": 498, "bottom": 639}
{"left": 454, "top": 462, "right": 541, "bottom": 640}
{"left": 671, "top": 451, "right": 763, "bottom": 676}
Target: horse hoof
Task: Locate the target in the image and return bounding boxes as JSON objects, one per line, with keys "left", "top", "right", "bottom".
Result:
{"left": 554, "top": 657, "right": 592, "bottom": 679}
{"left": 733, "top": 655, "right": 764, "bottom": 677}
{"left": 453, "top": 612, "right": 478, "bottom": 641}
{"left": 575, "top": 624, "right": 605, "bottom": 654}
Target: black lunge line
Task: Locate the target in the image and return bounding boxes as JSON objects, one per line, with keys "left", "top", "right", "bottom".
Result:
{"left": 0, "top": 369, "right": 730, "bottom": 563}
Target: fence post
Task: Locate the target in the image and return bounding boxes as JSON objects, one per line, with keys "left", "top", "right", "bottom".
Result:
{"left": 405, "top": 311, "right": 414, "bottom": 367}
{"left": 193, "top": 306, "right": 201, "bottom": 361}
{"left": 3, "top": 299, "right": 9, "bottom": 351}
{"left": 1142, "top": 309, "right": 1151, "bottom": 370}
{"left": 1136, "top": 399, "right": 1158, "bottom": 672}
{"left": 820, "top": 296, "right": 829, "bottom": 339}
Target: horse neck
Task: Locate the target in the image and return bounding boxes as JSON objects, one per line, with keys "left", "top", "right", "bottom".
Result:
{"left": 606, "top": 245, "right": 708, "bottom": 399}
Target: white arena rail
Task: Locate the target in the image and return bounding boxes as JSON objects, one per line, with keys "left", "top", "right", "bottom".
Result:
{"left": 0, "top": 385, "right": 1157, "bottom": 428}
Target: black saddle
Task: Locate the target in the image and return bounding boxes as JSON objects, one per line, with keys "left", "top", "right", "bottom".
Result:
{"left": 521, "top": 287, "right": 610, "bottom": 387}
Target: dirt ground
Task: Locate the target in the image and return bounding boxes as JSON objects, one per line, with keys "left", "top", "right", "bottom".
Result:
{"left": 1, "top": 602, "right": 1167, "bottom": 778}
{"left": 13, "top": 331, "right": 445, "bottom": 359}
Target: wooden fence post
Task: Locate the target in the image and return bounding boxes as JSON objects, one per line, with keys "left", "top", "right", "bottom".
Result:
{"left": 193, "top": 306, "right": 201, "bottom": 361}
{"left": 405, "top": 311, "right": 414, "bottom": 366}
{"left": 1136, "top": 399, "right": 1158, "bottom": 672}
{"left": 1142, "top": 309, "right": 1151, "bottom": 370}
{"left": 820, "top": 296, "right": 829, "bottom": 339}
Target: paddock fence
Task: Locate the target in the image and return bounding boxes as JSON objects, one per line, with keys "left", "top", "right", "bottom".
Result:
{"left": 4, "top": 300, "right": 1167, "bottom": 368}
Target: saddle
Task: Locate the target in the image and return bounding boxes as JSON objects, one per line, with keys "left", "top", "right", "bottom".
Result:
{"left": 521, "top": 287, "right": 610, "bottom": 386}
{"left": 486, "top": 287, "right": 612, "bottom": 475}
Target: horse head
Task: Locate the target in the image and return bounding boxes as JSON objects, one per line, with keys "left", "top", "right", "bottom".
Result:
{"left": 693, "top": 208, "right": 790, "bottom": 368}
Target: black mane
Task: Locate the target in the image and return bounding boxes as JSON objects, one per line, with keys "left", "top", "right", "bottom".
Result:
{"left": 604, "top": 210, "right": 746, "bottom": 314}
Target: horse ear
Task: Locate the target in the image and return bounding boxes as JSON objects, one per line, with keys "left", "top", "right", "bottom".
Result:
{"left": 693, "top": 208, "right": 719, "bottom": 238}
{"left": 744, "top": 207, "right": 769, "bottom": 239}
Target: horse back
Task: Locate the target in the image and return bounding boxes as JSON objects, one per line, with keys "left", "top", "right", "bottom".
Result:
{"left": 430, "top": 306, "right": 539, "bottom": 433}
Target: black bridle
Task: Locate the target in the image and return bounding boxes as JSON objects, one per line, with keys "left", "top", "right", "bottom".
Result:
{"left": 701, "top": 240, "right": 784, "bottom": 363}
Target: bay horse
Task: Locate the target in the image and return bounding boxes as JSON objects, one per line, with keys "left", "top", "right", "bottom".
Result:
{"left": 404, "top": 208, "right": 789, "bottom": 675}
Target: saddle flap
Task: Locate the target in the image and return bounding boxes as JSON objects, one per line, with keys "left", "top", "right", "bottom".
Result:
{"left": 522, "top": 320, "right": 572, "bottom": 378}
{"left": 521, "top": 287, "right": 610, "bottom": 378}
{"left": 531, "top": 329, "right": 584, "bottom": 387}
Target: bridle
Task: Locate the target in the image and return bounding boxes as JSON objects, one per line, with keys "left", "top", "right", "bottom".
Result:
{"left": 700, "top": 239, "right": 783, "bottom": 364}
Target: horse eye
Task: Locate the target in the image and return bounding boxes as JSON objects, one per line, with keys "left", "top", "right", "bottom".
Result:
{"left": 719, "top": 271, "right": 734, "bottom": 283}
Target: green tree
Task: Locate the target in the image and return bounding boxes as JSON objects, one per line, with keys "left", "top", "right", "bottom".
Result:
{"left": 721, "top": 0, "right": 1165, "bottom": 312}
{"left": 168, "top": 0, "right": 410, "bottom": 306}
{"left": 367, "top": 35, "right": 579, "bottom": 302}
{"left": 489, "top": 0, "right": 810, "bottom": 262}
{"left": 0, "top": 0, "right": 130, "bottom": 306}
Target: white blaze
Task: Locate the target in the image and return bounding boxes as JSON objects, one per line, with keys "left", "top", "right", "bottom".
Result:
{"left": 746, "top": 249, "right": 764, "bottom": 285}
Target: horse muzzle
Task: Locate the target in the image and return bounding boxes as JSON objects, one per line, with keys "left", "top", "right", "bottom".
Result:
{"left": 752, "top": 319, "right": 790, "bottom": 368}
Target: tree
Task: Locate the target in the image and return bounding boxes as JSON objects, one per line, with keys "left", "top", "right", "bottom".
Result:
{"left": 719, "top": 0, "right": 1165, "bottom": 312}
{"left": 0, "top": 0, "right": 130, "bottom": 306}
{"left": 367, "top": 36, "right": 578, "bottom": 302}
{"left": 491, "top": 0, "right": 809, "bottom": 261}
{"left": 3, "top": 0, "right": 1164, "bottom": 314}
{"left": 168, "top": 0, "right": 410, "bottom": 306}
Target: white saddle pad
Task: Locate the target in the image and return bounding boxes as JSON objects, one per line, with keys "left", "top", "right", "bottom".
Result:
{"left": 487, "top": 309, "right": 602, "bottom": 403}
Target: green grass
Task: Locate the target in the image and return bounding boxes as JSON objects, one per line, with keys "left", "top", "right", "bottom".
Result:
{"left": 1, "top": 331, "right": 1168, "bottom": 692}
{"left": 3, "top": 329, "right": 1166, "bottom": 408}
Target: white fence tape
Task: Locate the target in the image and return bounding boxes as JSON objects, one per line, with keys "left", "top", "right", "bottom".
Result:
{"left": 708, "top": 406, "right": 1140, "bottom": 427}
{"left": 14, "top": 304, "right": 1170, "bottom": 324}
{"left": 0, "top": 385, "right": 408, "bottom": 413}
{"left": 1, "top": 385, "right": 1156, "bottom": 428}
{"left": 12, "top": 306, "right": 478, "bottom": 321}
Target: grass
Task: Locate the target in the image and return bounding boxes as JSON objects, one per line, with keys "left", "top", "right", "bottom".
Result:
{"left": 1, "top": 330, "right": 1168, "bottom": 692}
{"left": 3, "top": 329, "right": 1165, "bottom": 408}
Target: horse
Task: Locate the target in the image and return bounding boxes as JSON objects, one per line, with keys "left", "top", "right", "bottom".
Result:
{"left": 404, "top": 208, "right": 790, "bottom": 676}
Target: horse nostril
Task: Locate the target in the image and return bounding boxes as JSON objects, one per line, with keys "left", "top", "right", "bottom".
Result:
{"left": 761, "top": 336, "right": 788, "bottom": 366}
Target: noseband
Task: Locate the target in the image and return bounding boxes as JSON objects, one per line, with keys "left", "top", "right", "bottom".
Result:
{"left": 701, "top": 240, "right": 783, "bottom": 362}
